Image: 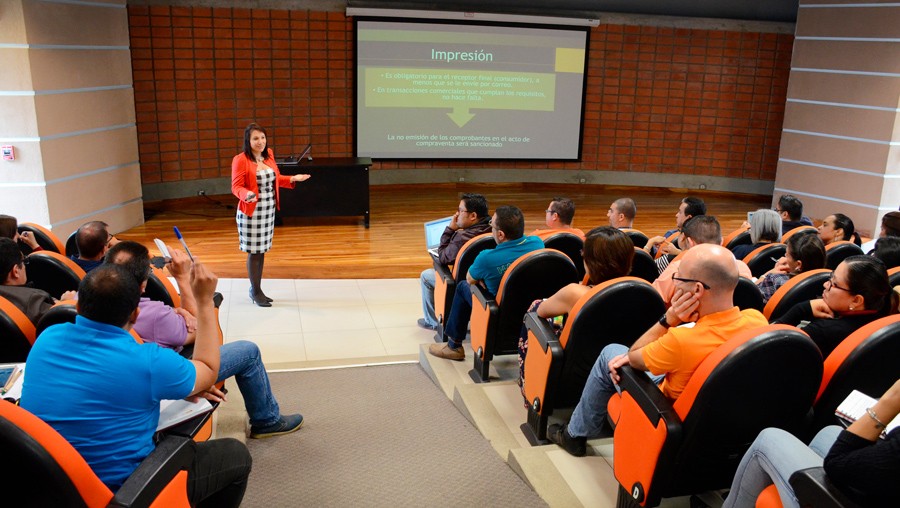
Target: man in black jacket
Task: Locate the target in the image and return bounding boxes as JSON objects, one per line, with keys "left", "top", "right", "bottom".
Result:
{"left": 418, "top": 193, "right": 491, "bottom": 330}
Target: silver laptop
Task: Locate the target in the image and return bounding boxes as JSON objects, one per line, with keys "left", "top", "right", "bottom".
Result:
{"left": 424, "top": 216, "right": 454, "bottom": 256}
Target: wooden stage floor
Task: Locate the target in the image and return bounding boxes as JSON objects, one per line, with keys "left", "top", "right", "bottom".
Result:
{"left": 121, "top": 183, "right": 771, "bottom": 279}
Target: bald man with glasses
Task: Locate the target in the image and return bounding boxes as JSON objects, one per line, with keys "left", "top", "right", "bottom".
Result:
{"left": 548, "top": 243, "right": 768, "bottom": 457}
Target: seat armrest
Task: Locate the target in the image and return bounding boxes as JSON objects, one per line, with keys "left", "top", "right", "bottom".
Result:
{"left": 790, "top": 467, "right": 860, "bottom": 508}
{"left": 472, "top": 283, "right": 494, "bottom": 308}
{"left": 434, "top": 260, "right": 453, "bottom": 281}
{"left": 110, "top": 435, "right": 195, "bottom": 508}
{"left": 618, "top": 366, "right": 677, "bottom": 428}
{"left": 524, "top": 312, "right": 556, "bottom": 353}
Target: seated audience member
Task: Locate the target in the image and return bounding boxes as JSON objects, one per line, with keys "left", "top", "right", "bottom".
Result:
{"left": 21, "top": 263, "right": 253, "bottom": 504}
{"left": 860, "top": 210, "right": 900, "bottom": 253}
{"left": 653, "top": 216, "right": 753, "bottom": 306}
{"left": 429, "top": 205, "right": 543, "bottom": 361}
{"left": 0, "top": 237, "right": 74, "bottom": 323}
{"left": 517, "top": 227, "right": 634, "bottom": 395}
{"left": 721, "top": 378, "right": 900, "bottom": 508}
{"left": 776, "top": 194, "right": 814, "bottom": 234}
{"left": 756, "top": 231, "right": 826, "bottom": 303}
{"left": 818, "top": 213, "right": 862, "bottom": 246}
{"left": 106, "top": 241, "right": 304, "bottom": 438}
{"left": 532, "top": 197, "right": 585, "bottom": 239}
{"left": 607, "top": 197, "right": 637, "bottom": 229}
{"left": 732, "top": 209, "right": 783, "bottom": 260}
{"left": 547, "top": 244, "right": 768, "bottom": 456}
{"left": 418, "top": 193, "right": 492, "bottom": 331}
{"left": 0, "top": 214, "right": 43, "bottom": 254}
{"left": 70, "top": 220, "right": 118, "bottom": 273}
{"left": 870, "top": 236, "right": 900, "bottom": 269}
{"left": 643, "top": 196, "right": 706, "bottom": 258}
{"left": 774, "top": 256, "right": 895, "bottom": 357}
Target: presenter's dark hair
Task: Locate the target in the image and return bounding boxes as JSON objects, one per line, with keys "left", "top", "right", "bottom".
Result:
{"left": 550, "top": 197, "right": 576, "bottom": 225}
{"left": 494, "top": 205, "right": 525, "bottom": 240}
{"left": 105, "top": 241, "right": 151, "bottom": 285}
{"left": 682, "top": 197, "right": 706, "bottom": 218}
{"left": 461, "top": 193, "right": 488, "bottom": 219}
{"left": 78, "top": 264, "right": 141, "bottom": 328}
{"left": 243, "top": 123, "right": 270, "bottom": 162}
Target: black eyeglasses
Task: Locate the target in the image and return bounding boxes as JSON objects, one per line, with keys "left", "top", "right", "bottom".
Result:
{"left": 545, "top": 209, "right": 556, "bottom": 214}
{"left": 672, "top": 272, "right": 710, "bottom": 290}
{"left": 825, "top": 275, "right": 853, "bottom": 293}
{"left": 458, "top": 208, "right": 470, "bottom": 214}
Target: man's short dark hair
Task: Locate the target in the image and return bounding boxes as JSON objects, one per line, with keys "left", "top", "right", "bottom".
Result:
{"left": 77, "top": 264, "right": 141, "bottom": 327}
{"left": 0, "top": 237, "right": 23, "bottom": 281}
{"left": 461, "top": 193, "right": 488, "bottom": 219}
{"left": 494, "top": 205, "right": 525, "bottom": 240}
{"left": 614, "top": 198, "right": 637, "bottom": 220}
{"left": 75, "top": 221, "right": 110, "bottom": 259}
{"left": 550, "top": 197, "right": 576, "bottom": 225}
{"left": 682, "top": 197, "right": 706, "bottom": 218}
{"left": 105, "top": 241, "right": 151, "bottom": 285}
{"left": 778, "top": 195, "right": 803, "bottom": 221}
{"left": 682, "top": 215, "right": 722, "bottom": 245}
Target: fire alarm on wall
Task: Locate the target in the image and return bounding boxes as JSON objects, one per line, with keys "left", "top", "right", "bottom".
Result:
{"left": 1, "top": 146, "right": 14, "bottom": 161}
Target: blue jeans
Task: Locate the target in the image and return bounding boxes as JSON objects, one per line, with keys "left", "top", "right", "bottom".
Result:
{"left": 216, "top": 340, "right": 281, "bottom": 428}
{"left": 567, "top": 343, "right": 664, "bottom": 439}
{"left": 444, "top": 280, "right": 479, "bottom": 349}
{"left": 722, "top": 426, "right": 842, "bottom": 508}
{"left": 420, "top": 268, "right": 439, "bottom": 328}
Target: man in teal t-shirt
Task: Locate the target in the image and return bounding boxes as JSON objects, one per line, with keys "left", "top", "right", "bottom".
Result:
{"left": 429, "top": 205, "right": 543, "bottom": 361}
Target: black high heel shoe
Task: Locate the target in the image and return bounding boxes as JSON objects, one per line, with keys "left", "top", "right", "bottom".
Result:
{"left": 249, "top": 288, "right": 272, "bottom": 307}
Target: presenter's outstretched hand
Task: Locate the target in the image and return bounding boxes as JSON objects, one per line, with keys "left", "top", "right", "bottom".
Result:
{"left": 290, "top": 174, "right": 311, "bottom": 183}
{"left": 245, "top": 191, "right": 257, "bottom": 203}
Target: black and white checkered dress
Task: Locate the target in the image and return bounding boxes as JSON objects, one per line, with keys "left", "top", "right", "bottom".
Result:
{"left": 236, "top": 166, "right": 276, "bottom": 253}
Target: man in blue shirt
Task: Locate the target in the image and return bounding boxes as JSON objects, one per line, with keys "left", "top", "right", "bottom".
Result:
{"left": 22, "top": 262, "right": 252, "bottom": 506}
{"left": 429, "top": 205, "right": 544, "bottom": 361}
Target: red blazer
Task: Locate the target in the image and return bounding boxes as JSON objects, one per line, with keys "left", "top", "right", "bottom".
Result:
{"left": 231, "top": 149, "right": 295, "bottom": 216}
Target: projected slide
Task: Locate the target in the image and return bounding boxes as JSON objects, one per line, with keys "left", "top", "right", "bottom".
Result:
{"left": 355, "top": 20, "right": 588, "bottom": 160}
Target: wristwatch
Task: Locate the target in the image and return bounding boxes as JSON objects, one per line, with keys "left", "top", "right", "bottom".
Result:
{"left": 658, "top": 313, "right": 671, "bottom": 329}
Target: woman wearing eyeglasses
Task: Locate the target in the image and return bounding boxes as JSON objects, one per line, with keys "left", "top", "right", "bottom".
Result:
{"left": 773, "top": 255, "right": 895, "bottom": 357}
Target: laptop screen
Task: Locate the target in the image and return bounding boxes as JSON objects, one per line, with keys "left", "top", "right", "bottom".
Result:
{"left": 424, "top": 216, "right": 454, "bottom": 249}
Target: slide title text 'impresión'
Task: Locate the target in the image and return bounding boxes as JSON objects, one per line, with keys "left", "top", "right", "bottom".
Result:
{"left": 431, "top": 49, "right": 494, "bottom": 63}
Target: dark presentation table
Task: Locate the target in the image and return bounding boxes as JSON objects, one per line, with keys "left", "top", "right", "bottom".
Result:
{"left": 276, "top": 157, "right": 372, "bottom": 227}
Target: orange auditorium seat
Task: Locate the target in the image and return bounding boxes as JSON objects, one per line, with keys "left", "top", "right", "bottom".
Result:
{"left": 763, "top": 268, "right": 831, "bottom": 321}
{"left": 433, "top": 233, "right": 495, "bottom": 342}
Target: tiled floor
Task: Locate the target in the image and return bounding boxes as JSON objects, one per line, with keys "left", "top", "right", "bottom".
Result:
{"left": 210, "top": 277, "right": 436, "bottom": 367}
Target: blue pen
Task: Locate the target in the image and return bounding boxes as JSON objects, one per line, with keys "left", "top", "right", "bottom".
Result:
{"left": 173, "top": 226, "right": 194, "bottom": 260}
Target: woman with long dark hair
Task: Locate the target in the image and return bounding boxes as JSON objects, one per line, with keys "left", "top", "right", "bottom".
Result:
{"left": 231, "top": 123, "right": 310, "bottom": 307}
{"left": 774, "top": 255, "right": 895, "bottom": 357}
{"left": 756, "top": 231, "right": 826, "bottom": 303}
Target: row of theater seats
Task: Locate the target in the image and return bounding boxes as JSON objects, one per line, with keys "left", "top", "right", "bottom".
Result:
{"left": 16, "top": 222, "right": 79, "bottom": 257}
{"left": 430, "top": 227, "right": 898, "bottom": 507}
{"left": 0, "top": 231, "right": 228, "bottom": 506}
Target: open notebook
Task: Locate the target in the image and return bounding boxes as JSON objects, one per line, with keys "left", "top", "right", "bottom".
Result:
{"left": 424, "top": 216, "right": 453, "bottom": 257}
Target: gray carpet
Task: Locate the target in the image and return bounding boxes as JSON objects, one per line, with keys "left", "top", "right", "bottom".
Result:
{"left": 242, "top": 364, "right": 547, "bottom": 507}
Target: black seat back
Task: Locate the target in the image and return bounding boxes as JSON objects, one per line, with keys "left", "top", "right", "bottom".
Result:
{"left": 554, "top": 278, "right": 665, "bottom": 409}
{"left": 764, "top": 269, "right": 831, "bottom": 321}
{"left": 733, "top": 277, "right": 764, "bottom": 312}
{"left": 542, "top": 232, "right": 585, "bottom": 281}
{"left": 621, "top": 229, "right": 649, "bottom": 249}
{"left": 743, "top": 243, "right": 786, "bottom": 278}
{"left": 629, "top": 247, "right": 659, "bottom": 283}
{"left": 824, "top": 241, "right": 864, "bottom": 270}
{"left": 491, "top": 250, "right": 579, "bottom": 355}
{"left": 25, "top": 251, "right": 84, "bottom": 299}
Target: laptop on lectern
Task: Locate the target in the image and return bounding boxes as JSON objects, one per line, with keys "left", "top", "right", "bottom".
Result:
{"left": 424, "top": 216, "right": 454, "bottom": 257}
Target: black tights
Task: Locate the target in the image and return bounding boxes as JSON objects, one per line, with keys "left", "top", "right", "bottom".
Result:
{"left": 247, "top": 253, "right": 266, "bottom": 297}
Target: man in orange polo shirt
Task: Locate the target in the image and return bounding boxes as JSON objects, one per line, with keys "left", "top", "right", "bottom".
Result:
{"left": 549, "top": 243, "right": 768, "bottom": 456}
